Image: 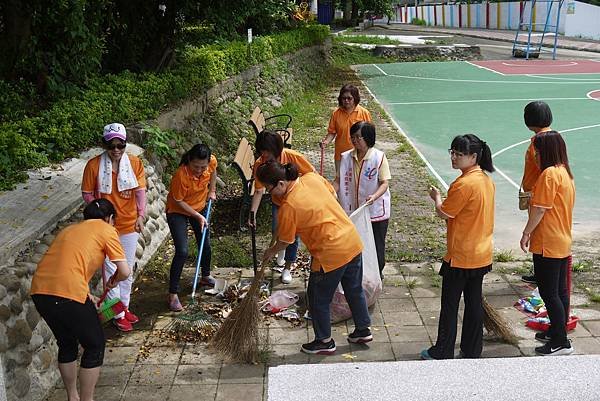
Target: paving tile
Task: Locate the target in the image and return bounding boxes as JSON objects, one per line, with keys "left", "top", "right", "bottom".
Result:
{"left": 379, "top": 285, "right": 412, "bottom": 299}
{"left": 121, "top": 385, "right": 171, "bottom": 401}
{"left": 97, "top": 364, "right": 135, "bottom": 388}
{"left": 414, "top": 297, "right": 442, "bottom": 312}
{"left": 410, "top": 287, "right": 441, "bottom": 298}
{"left": 570, "top": 293, "right": 591, "bottom": 307}
{"left": 106, "top": 330, "right": 149, "bottom": 347}
{"left": 387, "top": 325, "right": 430, "bottom": 342}
{"left": 219, "top": 363, "right": 265, "bottom": 384}
{"left": 167, "top": 384, "right": 217, "bottom": 401}
{"left": 483, "top": 272, "right": 507, "bottom": 284}
{"left": 482, "top": 282, "right": 518, "bottom": 297}
{"left": 572, "top": 337, "right": 600, "bottom": 355}
{"left": 307, "top": 343, "right": 355, "bottom": 364}
{"left": 369, "top": 326, "right": 391, "bottom": 343}
{"left": 129, "top": 364, "right": 178, "bottom": 385}
{"left": 572, "top": 308, "right": 600, "bottom": 320}
{"left": 517, "top": 339, "right": 538, "bottom": 357}
{"left": 180, "top": 344, "right": 223, "bottom": 365}
{"left": 378, "top": 298, "right": 417, "bottom": 313}
{"left": 104, "top": 346, "right": 139, "bottom": 365}
{"left": 567, "top": 324, "right": 593, "bottom": 339}
{"left": 480, "top": 342, "right": 522, "bottom": 358}
{"left": 174, "top": 364, "right": 220, "bottom": 385}
{"left": 215, "top": 383, "right": 263, "bottom": 401}
{"left": 368, "top": 308, "right": 385, "bottom": 326}
{"left": 381, "top": 311, "right": 423, "bottom": 326}
{"left": 268, "top": 327, "right": 309, "bottom": 345}
{"left": 266, "top": 344, "right": 310, "bottom": 366}
{"left": 398, "top": 263, "right": 430, "bottom": 276}
{"left": 482, "top": 295, "right": 519, "bottom": 309}
{"left": 581, "top": 320, "right": 600, "bottom": 336}
{"left": 137, "top": 346, "right": 183, "bottom": 364}
{"left": 348, "top": 342, "right": 395, "bottom": 362}
{"left": 391, "top": 341, "right": 432, "bottom": 360}
{"left": 93, "top": 384, "right": 125, "bottom": 401}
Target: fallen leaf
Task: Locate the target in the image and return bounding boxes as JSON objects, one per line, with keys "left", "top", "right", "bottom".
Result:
{"left": 342, "top": 353, "right": 357, "bottom": 360}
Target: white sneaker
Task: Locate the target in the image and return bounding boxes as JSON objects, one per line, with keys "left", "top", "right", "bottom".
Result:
{"left": 276, "top": 251, "right": 285, "bottom": 267}
{"left": 281, "top": 268, "right": 292, "bottom": 284}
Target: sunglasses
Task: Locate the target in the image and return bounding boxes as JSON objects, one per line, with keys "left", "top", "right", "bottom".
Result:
{"left": 106, "top": 142, "right": 126, "bottom": 150}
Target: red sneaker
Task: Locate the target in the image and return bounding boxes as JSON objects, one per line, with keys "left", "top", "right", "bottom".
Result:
{"left": 113, "top": 317, "right": 133, "bottom": 332}
{"left": 124, "top": 309, "right": 140, "bottom": 324}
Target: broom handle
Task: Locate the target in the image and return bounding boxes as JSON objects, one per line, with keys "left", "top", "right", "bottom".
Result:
{"left": 567, "top": 254, "right": 572, "bottom": 317}
{"left": 319, "top": 141, "right": 324, "bottom": 176}
{"left": 191, "top": 199, "right": 213, "bottom": 299}
{"left": 250, "top": 211, "right": 258, "bottom": 275}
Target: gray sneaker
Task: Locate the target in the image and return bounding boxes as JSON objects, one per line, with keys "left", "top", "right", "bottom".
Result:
{"left": 281, "top": 268, "right": 292, "bottom": 284}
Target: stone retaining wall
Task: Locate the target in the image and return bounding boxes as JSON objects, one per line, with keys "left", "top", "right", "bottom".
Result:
{"left": 373, "top": 44, "right": 481, "bottom": 61}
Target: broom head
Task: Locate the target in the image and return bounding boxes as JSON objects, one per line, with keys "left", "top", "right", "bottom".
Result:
{"left": 482, "top": 297, "right": 519, "bottom": 345}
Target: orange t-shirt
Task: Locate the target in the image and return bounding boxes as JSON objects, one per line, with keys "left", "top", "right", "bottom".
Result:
{"left": 253, "top": 149, "right": 315, "bottom": 206}
{"left": 327, "top": 105, "right": 372, "bottom": 161}
{"left": 277, "top": 172, "right": 363, "bottom": 272}
{"left": 166, "top": 155, "right": 217, "bottom": 215}
{"left": 529, "top": 166, "right": 575, "bottom": 258}
{"left": 521, "top": 128, "right": 552, "bottom": 192}
{"left": 440, "top": 167, "right": 495, "bottom": 269}
{"left": 30, "top": 219, "right": 126, "bottom": 304}
{"left": 81, "top": 154, "right": 146, "bottom": 235}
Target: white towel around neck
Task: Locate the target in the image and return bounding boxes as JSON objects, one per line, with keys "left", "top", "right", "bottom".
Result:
{"left": 98, "top": 152, "right": 139, "bottom": 194}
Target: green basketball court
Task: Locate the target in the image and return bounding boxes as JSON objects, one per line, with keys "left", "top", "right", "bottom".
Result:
{"left": 356, "top": 60, "right": 600, "bottom": 248}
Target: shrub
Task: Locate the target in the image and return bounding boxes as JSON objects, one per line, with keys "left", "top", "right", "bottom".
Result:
{"left": 0, "top": 25, "right": 329, "bottom": 190}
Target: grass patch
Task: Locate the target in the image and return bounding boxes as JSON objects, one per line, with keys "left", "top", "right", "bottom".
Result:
{"left": 334, "top": 35, "right": 405, "bottom": 46}
{"left": 330, "top": 43, "right": 395, "bottom": 67}
{"left": 583, "top": 287, "right": 600, "bottom": 303}
{"left": 211, "top": 234, "right": 254, "bottom": 268}
{"left": 494, "top": 249, "right": 516, "bottom": 263}
{"left": 572, "top": 259, "right": 594, "bottom": 272}
{"left": 406, "top": 278, "right": 419, "bottom": 289}
{"left": 142, "top": 241, "right": 172, "bottom": 280}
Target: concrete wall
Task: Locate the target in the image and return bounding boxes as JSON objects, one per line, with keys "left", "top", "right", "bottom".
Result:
{"left": 394, "top": 1, "right": 569, "bottom": 34}
{"left": 564, "top": 1, "right": 600, "bottom": 40}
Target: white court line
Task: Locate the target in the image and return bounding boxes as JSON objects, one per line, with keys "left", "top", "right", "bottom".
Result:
{"left": 373, "top": 64, "right": 389, "bottom": 76}
{"left": 370, "top": 66, "right": 600, "bottom": 84}
{"left": 465, "top": 60, "right": 505, "bottom": 76}
{"left": 362, "top": 69, "right": 449, "bottom": 190}
{"left": 526, "top": 74, "right": 600, "bottom": 80}
{"left": 501, "top": 61, "right": 578, "bottom": 67}
{"left": 389, "top": 97, "right": 586, "bottom": 106}
{"left": 492, "top": 123, "right": 600, "bottom": 189}
{"left": 586, "top": 90, "right": 600, "bottom": 101}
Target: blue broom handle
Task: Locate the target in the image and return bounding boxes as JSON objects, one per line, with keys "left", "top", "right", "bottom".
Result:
{"left": 191, "top": 199, "right": 212, "bottom": 298}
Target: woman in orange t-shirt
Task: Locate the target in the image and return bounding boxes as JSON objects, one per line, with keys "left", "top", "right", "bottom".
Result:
{"left": 520, "top": 131, "right": 575, "bottom": 356}
{"left": 257, "top": 162, "right": 371, "bottom": 356}
{"left": 422, "top": 134, "right": 495, "bottom": 360}
{"left": 166, "top": 144, "right": 217, "bottom": 311}
{"left": 81, "top": 123, "right": 146, "bottom": 332}
{"left": 249, "top": 130, "right": 315, "bottom": 284}
{"left": 321, "top": 84, "right": 372, "bottom": 173}
{"left": 31, "top": 199, "right": 130, "bottom": 401}
{"left": 520, "top": 101, "right": 554, "bottom": 284}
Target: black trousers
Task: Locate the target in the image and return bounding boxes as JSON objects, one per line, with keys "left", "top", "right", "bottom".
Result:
{"left": 32, "top": 294, "right": 105, "bottom": 368}
{"left": 428, "top": 262, "right": 485, "bottom": 359}
{"left": 533, "top": 253, "right": 569, "bottom": 346}
{"left": 371, "top": 219, "right": 389, "bottom": 278}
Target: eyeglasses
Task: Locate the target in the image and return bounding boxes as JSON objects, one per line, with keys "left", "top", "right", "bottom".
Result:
{"left": 106, "top": 142, "right": 126, "bottom": 150}
{"left": 448, "top": 149, "right": 466, "bottom": 158}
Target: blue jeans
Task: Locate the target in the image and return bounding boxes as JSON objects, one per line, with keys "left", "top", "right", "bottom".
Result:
{"left": 167, "top": 209, "right": 211, "bottom": 294}
{"left": 272, "top": 204, "right": 298, "bottom": 262}
{"left": 307, "top": 253, "right": 371, "bottom": 341}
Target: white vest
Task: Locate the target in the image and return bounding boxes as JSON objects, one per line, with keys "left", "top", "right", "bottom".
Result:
{"left": 339, "top": 148, "right": 391, "bottom": 222}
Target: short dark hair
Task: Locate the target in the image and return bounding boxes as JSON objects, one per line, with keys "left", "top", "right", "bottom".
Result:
{"left": 524, "top": 101, "right": 553, "bottom": 129}
{"left": 350, "top": 121, "right": 376, "bottom": 147}
{"left": 83, "top": 198, "right": 117, "bottom": 220}
{"left": 533, "top": 130, "right": 573, "bottom": 178}
{"left": 255, "top": 161, "right": 299, "bottom": 188}
{"left": 450, "top": 134, "right": 495, "bottom": 173}
{"left": 337, "top": 84, "right": 361, "bottom": 107}
{"left": 180, "top": 143, "right": 211, "bottom": 166}
{"left": 255, "top": 130, "right": 284, "bottom": 159}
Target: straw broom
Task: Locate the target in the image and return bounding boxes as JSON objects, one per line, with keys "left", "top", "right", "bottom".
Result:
{"left": 210, "top": 262, "right": 267, "bottom": 363}
{"left": 482, "top": 297, "right": 519, "bottom": 345}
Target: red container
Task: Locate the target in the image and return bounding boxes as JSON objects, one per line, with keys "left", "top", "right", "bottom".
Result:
{"left": 526, "top": 314, "right": 579, "bottom": 332}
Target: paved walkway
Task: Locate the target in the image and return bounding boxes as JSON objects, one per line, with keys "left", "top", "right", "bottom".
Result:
{"left": 380, "top": 23, "right": 600, "bottom": 53}
{"left": 44, "top": 260, "right": 600, "bottom": 401}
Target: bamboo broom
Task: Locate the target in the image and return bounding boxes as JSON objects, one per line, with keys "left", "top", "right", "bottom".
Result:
{"left": 482, "top": 297, "right": 519, "bottom": 345}
{"left": 210, "top": 262, "right": 267, "bottom": 363}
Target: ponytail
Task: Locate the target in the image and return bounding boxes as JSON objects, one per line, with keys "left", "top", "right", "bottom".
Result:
{"left": 450, "top": 134, "right": 495, "bottom": 173}
{"left": 180, "top": 143, "right": 211, "bottom": 166}
{"left": 256, "top": 161, "right": 299, "bottom": 187}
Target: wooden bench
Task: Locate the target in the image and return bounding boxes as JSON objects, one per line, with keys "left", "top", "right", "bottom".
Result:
{"left": 231, "top": 137, "right": 255, "bottom": 230}
{"left": 247, "top": 106, "right": 293, "bottom": 148}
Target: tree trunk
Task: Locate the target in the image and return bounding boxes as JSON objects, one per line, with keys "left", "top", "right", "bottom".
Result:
{"left": 0, "top": 0, "right": 33, "bottom": 80}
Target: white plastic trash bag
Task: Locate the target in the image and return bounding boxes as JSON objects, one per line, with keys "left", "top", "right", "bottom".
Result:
{"left": 330, "top": 204, "right": 383, "bottom": 323}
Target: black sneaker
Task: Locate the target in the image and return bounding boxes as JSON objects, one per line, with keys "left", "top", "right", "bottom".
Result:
{"left": 301, "top": 339, "right": 336, "bottom": 355}
{"left": 535, "top": 340, "right": 574, "bottom": 356}
{"left": 347, "top": 328, "right": 373, "bottom": 344}
{"left": 535, "top": 331, "right": 552, "bottom": 343}
{"left": 521, "top": 274, "right": 537, "bottom": 284}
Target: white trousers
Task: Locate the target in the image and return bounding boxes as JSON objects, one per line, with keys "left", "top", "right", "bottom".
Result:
{"left": 104, "top": 232, "right": 138, "bottom": 318}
